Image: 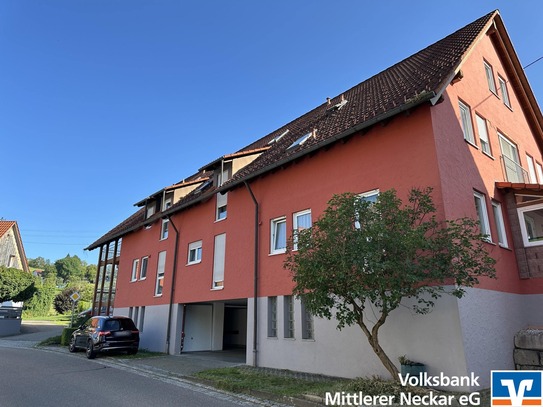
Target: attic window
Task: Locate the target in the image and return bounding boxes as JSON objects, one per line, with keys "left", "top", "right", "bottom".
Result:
{"left": 195, "top": 180, "right": 212, "bottom": 193}
{"left": 287, "top": 130, "right": 316, "bottom": 150}
{"left": 326, "top": 95, "right": 348, "bottom": 112}
{"left": 268, "top": 129, "right": 289, "bottom": 145}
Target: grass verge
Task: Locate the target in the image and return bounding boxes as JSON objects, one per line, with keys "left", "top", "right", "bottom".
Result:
{"left": 194, "top": 367, "right": 490, "bottom": 406}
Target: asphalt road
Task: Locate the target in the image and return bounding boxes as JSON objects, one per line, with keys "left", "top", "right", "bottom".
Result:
{"left": 0, "top": 345, "right": 268, "bottom": 407}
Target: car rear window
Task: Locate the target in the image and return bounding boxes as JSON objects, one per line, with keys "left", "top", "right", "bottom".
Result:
{"left": 120, "top": 319, "right": 137, "bottom": 330}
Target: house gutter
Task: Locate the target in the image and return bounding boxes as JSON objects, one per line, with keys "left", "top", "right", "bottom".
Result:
{"left": 165, "top": 215, "right": 180, "bottom": 354}
{"left": 244, "top": 181, "right": 259, "bottom": 367}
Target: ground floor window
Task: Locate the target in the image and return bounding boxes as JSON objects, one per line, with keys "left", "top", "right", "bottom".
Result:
{"left": 283, "top": 295, "right": 294, "bottom": 339}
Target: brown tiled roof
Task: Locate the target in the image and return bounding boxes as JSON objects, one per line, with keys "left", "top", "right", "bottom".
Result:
{"left": 0, "top": 221, "right": 16, "bottom": 239}
{"left": 225, "top": 11, "right": 496, "bottom": 187}
{"left": 85, "top": 208, "right": 145, "bottom": 250}
{"left": 87, "top": 11, "right": 501, "bottom": 250}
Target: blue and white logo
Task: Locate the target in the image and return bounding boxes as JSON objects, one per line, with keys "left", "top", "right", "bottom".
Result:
{"left": 491, "top": 371, "right": 542, "bottom": 406}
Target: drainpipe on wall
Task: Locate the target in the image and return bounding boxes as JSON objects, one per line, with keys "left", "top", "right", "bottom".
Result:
{"left": 165, "top": 215, "right": 180, "bottom": 354}
{"left": 244, "top": 181, "right": 259, "bottom": 367}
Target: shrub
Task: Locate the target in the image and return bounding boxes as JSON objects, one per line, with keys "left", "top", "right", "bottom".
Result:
{"left": 61, "top": 327, "right": 78, "bottom": 346}
{"left": 53, "top": 287, "right": 77, "bottom": 314}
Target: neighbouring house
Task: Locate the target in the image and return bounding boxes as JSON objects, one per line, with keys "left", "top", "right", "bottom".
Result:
{"left": 0, "top": 220, "right": 30, "bottom": 308}
{"left": 86, "top": 10, "right": 543, "bottom": 389}
{"left": 0, "top": 221, "right": 29, "bottom": 274}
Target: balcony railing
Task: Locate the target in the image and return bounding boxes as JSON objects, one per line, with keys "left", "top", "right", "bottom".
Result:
{"left": 501, "top": 155, "right": 529, "bottom": 183}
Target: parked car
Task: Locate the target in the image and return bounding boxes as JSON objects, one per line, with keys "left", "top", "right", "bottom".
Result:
{"left": 69, "top": 316, "right": 139, "bottom": 359}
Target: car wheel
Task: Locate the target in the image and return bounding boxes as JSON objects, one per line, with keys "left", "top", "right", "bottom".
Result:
{"left": 68, "top": 337, "right": 77, "bottom": 353}
{"left": 86, "top": 340, "right": 96, "bottom": 359}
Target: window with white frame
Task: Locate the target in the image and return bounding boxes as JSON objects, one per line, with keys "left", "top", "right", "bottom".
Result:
{"left": 140, "top": 256, "right": 148, "bottom": 279}
{"left": 161, "top": 218, "right": 169, "bottom": 240}
{"left": 270, "top": 217, "right": 287, "bottom": 254}
{"left": 498, "top": 76, "right": 511, "bottom": 108}
{"left": 355, "top": 189, "right": 379, "bottom": 229}
{"left": 188, "top": 240, "right": 202, "bottom": 265}
{"left": 518, "top": 203, "right": 543, "bottom": 247}
{"left": 474, "top": 192, "right": 492, "bottom": 241}
{"left": 475, "top": 114, "right": 491, "bottom": 155}
{"left": 537, "top": 162, "right": 543, "bottom": 184}
{"left": 212, "top": 233, "right": 226, "bottom": 289}
{"left": 163, "top": 197, "right": 172, "bottom": 211}
{"left": 526, "top": 154, "right": 538, "bottom": 184}
{"left": 498, "top": 133, "right": 524, "bottom": 183}
{"left": 492, "top": 201, "right": 508, "bottom": 248}
{"left": 131, "top": 259, "right": 139, "bottom": 281}
{"left": 293, "top": 209, "right": 312, "bottom": 251}
{"left": 458, "top": 101, "right": 475, "bottom": 144}
{"left": 301, "top": 297, "right": 314, "bottom": 340}
{"left": 283, "top": 295, "right": 294, "bottom": 339}
{"left": 484, "top": 61, "right": 497, "bottom": 94}
{"left": 216, "top": 192, "right": 227, "bottom": 221}
{"left": 267, "top": 296, "right": 277, "bottom": 338}
{"left": 155, "top": 251, "right": 166, "bottom": 296}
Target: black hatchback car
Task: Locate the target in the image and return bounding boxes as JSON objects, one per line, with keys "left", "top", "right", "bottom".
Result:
{"left": 69, "top": 316, "right": 140, "bottom": 359}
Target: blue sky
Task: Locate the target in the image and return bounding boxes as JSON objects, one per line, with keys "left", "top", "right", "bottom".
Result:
{"left": 1, "top": 1, "right": 542, "bottom": 265}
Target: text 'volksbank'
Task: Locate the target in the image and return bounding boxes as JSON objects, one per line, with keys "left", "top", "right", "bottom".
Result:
{"left": 325, "top": 373, "right": 481, "bottom": 406}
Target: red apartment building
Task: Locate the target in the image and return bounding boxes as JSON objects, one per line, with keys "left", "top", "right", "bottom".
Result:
{"left": 87, "top": 11, "right": 543, "bottom": 388}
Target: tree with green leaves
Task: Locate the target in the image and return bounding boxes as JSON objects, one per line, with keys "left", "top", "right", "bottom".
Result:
{"left": 54, "top": 255, "right": 86, "bottom": 283}
{"left": 0, "top": 266, "right": 37, "bottom": 303}
{"left": 284, "top": 187, "right": 496, "bottom": 380}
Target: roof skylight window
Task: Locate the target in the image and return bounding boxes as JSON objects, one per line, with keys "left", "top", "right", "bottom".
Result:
{"left": 287, "top": 130, "right": 316, "bottom": 150}
{"left": 327, "top": 95, "right": 348, "bottom": 112}
{"left": 268, "top": 129, "right": 289, "bottom": 145}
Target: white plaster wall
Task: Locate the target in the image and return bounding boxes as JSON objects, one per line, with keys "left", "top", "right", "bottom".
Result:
{"left": 249, "top": 293, "right": 469, "bottom": 384}
{"left": 457, "top": 287, "right": 543, "bottom": 388}
{"left": 115, "top": 304, "right": 170, "bottom": 353}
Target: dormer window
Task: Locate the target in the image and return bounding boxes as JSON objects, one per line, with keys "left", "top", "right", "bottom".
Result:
{"left": 287, "top": 130, "right": 316, "bottom": 150}
{"left": 163, "top": 196, "right": 172, "bottom": 211}
{"left": 146, "top": 204, "right": 155, "bottom": 220}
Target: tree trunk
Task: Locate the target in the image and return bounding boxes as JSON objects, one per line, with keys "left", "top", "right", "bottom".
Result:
{"left": 356, "top": 315, "right": 399, "bottom": 380}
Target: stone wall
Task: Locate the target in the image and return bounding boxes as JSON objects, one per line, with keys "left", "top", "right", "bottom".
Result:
{"left": 514, "top": 329, "right": 543, "bottom": 369}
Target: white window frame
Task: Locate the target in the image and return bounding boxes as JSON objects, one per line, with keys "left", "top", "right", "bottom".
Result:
{"left": 155, "top": 251, "right": 166, "bottom": 296}
{"left": 498, "top": 75, "right": 511, "bottom": 108}
{"left": 188, "top": 240, "right": 202, "bottom": 265}
{"left": 458, "top": 101, "right": 475, "bottom": 145}
{"left": 140, "top": 256, "right": 148, "bottom": 280}
{"left": 526, "top": 154, "right": 538, "bottom": 184}
{"left": 216, "top": 192, "right": 228, "bottom": 221}
{"left": 270, "top": 217, "right": 287, "bottom": 254}
{"left": 499, "top": 133, "right": 524, "bottom": 183}
{"left": 492, "top": 201, "right": 508, "bottom": 248}
{"left": 355, "top": 189, "right": 379, "bottom": 229}
{"left": 536, "top": 162, "right": 543, "bottom": 184}
{"left": 160, "top": 218, "right": 169, "bottom": 240}
{"left": 475, "top": 114, "right": 491, "bottom": 156}
{"left": 484, "top": 61, "right": 497, "bottom": 94}
{"left": 474, "top": 192, "right": 492, "bottom": 242}
{"left": 212, "top": 234, "right": 226, "bottom": 289}
{"left": 292, "top": 209, "right": 312, "bottom": 251}
{"left": 518, "top": 202, "right": 543, "bottom": 247}
{"left": 131, "top": 259, "right": 139, "bottom": 282}
{"left": 163, "top": 198, "right": 172, "bottom": 211}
